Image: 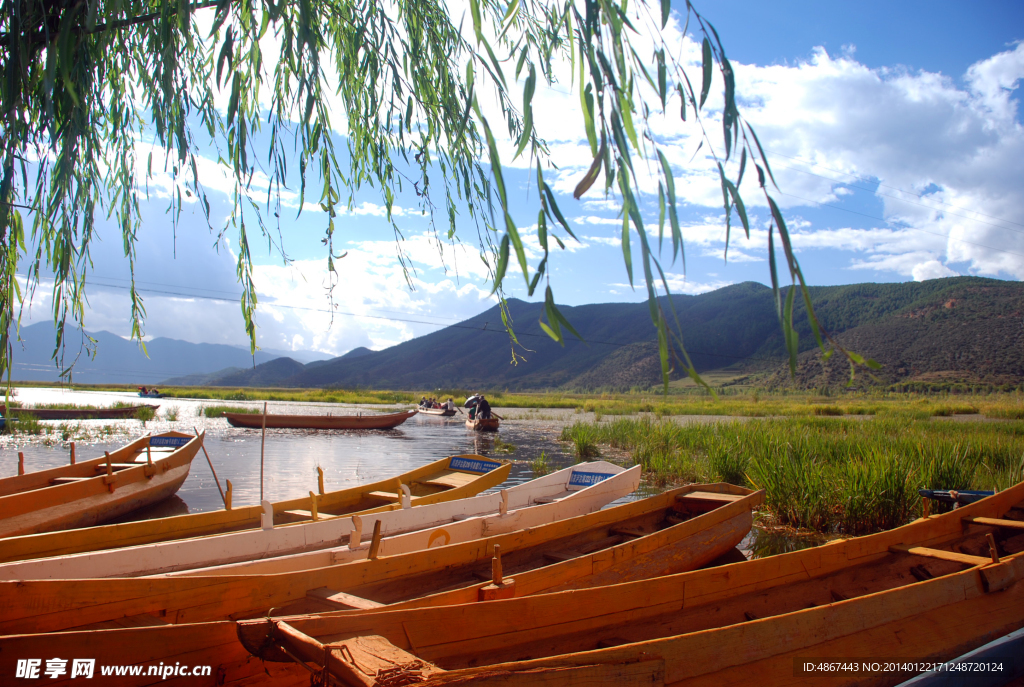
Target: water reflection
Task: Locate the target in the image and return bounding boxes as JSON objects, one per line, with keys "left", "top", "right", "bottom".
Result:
{"left": 741, "top": 527, "right": 835, "bottom": 559}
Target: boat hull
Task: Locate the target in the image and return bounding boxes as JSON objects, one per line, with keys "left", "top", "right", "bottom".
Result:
{"left": 0, "top": 455, "right": 509, "bottom": 564}
{"left": 0, "top": 484, "right": 758, "bottom": 634}
{"left": 223, "top": 409, "right": 416, "bottom": 429}
{"left": 0, "top": 432, "right": 201, "bottom": 538}
{"left": 419, "top": 407, "right": 456, "bottom": 417}
{"left": 0, "top": 404, "right": 159, "bottom": 420}
{"left": 465, "top": 417, "right": 499, "bottom": 431}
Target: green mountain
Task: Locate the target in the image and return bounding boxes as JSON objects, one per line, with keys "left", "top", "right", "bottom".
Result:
{"left": 179, "top": 276, "right": 1022, "bottom": 391}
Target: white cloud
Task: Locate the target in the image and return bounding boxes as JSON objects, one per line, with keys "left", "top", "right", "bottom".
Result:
{"left": 911, "top": 260, "right": 959, "bottom": 281}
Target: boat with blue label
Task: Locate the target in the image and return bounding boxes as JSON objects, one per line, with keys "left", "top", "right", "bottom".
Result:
{"left": 0, "top": 432, "right": 202, "bottom": 538}
{"left": 0, "top": 462, "right": 636, "bottom": 579}
{"left": 0, "top": 454, "right": 510, "bottom": 564}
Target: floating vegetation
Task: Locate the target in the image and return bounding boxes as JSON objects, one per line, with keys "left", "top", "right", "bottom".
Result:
{"left": 528, "top": 451, "right": 552, "bottom": 477}
{"left": 202, "top": 405, "right": 262, "bottom": 418}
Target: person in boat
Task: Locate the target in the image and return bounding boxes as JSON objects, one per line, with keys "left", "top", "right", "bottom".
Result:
{"left": 140, "top": 386, "right": 148, "bottom": 395}
{"left": 444, "top": 398, "right": 455, "bottom": 412}
{"left": 476, "top": 395, "right": 492, "bottom": 420}
{"left": 419, "top": 396, "right": 428, "bottom": 407}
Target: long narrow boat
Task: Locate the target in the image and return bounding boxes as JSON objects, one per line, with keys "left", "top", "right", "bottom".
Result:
{"left": 0, "top": 431, "right": 202, "bottom": 538}
{"left": 466, "top": 417, "right": 499, "bottom": 431}
{"left": 228, "top": 479, "right": 1024, "bottom": 687}
{"left": 0, "top": 483, "right": 760, "bottom": 635}
{"left": 222, "top": 409, "right": 416, "bottom": 429}
{"left": 0, "top": 403, "right": 159, "bottom": 420}
{"left": 419, "top": 407, "right": 456, "bottom": 417}
{"left": 0, "top": 454, "right": 509, "bottom": 564}
{"left": 0, "top": 461, "right": 635, "bottom": 579}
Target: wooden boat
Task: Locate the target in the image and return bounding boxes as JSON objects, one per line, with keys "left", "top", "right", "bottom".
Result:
{"left": 0, "top": 461, "right": 635, "bottom": 579}
{"left": 419, "top": 407, "right": 457, "bottom": 417}
{"left": 227, "top": 479, "right": 1024, "bottom": 687}
{"left": 466, "top": 416, "right": 499, "bottom": 431}
{"left": 0, "top": 403, "right": 159, "bottom": 420}
{"left": 0, "top": 431, "right": 202, "bottom": 538}
{"left": 0, "top": 483, "right": 760, "bottom": 634}
{"left": 0, "top": 454, "right": 510, "bottom": 564}
{"left": 223, "top": 408, "right": 416, "bottom": 429}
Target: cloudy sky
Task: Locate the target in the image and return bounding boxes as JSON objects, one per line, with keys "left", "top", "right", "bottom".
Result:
{"left": 20, "top": 0, "right": 1024, "bottom": 360}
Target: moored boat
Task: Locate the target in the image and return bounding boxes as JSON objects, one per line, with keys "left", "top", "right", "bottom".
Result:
{"left": 231, "top": 479, "right": 1024, "bottom": 687}
{"left": 0, "top": 403, "right": 159, "bottom": 420}
{"left": 0, "top": 483, "right": 760, "bottom": 634}
{"left": 0, "top": 454, "right": 509, "bottom": 564}
{"left": 223, "top": 408, "right": 416, "bottom": 429}
{"left": 0, "top": 461, "right": 634, "bottom": 579}
{"left": 0, "top": 432, "right": 202, "bottom": 538}
{"left": 465, "top": 416, "right": 499, "bottom": 431}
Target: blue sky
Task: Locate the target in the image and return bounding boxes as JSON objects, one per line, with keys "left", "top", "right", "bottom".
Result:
{"left": 19, "top": 0, "right": 1024, "bottom": 361}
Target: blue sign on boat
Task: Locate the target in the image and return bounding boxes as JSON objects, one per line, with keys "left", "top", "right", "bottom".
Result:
{"left": 449, "top": 456, "right": 501, "bottom": 473}
{"left": 568, "top": 471, "right": 613, "bottom": 488}
{"left": 149, "top": 436, "right": 192, "bottom": 447}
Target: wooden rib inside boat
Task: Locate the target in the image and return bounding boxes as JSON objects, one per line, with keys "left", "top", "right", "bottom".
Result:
{"left": 0, "top": 454, "right": 509, "bottom": 564}
{"left": 0, "top": 483, "right": 759, "bottom": 635}
{"left": 229, "top": 480, "right": 1024, "bottom": 687}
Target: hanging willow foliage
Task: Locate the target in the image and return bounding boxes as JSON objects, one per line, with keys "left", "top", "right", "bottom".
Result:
{"left": 0, "top": 0, "right": 876, "bottom": 387}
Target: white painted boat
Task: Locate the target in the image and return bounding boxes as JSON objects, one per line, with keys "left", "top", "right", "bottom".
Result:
{"left": 0, "top": 461, "right": 637, "bottom": 580}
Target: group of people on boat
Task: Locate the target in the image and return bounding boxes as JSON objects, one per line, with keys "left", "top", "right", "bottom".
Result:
{"left": 467, "top": 394, "right": 492, "bottom": 420}
{"left": 419, "top": 397, "right": 456, "bottom": 411}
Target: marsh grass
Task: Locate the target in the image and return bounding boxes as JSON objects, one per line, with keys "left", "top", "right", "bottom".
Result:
{"left": 560, "top": 422, "right": 601, "bottom": 460}
{"left": 492, "top": 437, "right": 516, "bottom": 454}
{"left": 135, "top": 407, "right": 156, "bottom": 424}
{"left": 564, "top": 415, "right": 1024, "bottom": 535}
{"left": 529, "top": 451, "right": 552, "bottom": 476}
{"left": 164, "top": 407, "right": 180, "bottom": 421}
{"left": 202, "top": 405, "right": 262, "bottom": 418}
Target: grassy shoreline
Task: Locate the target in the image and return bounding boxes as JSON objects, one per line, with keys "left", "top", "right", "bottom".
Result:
{"left": 561, "top": 416, "right": 1024, "bottom": 536}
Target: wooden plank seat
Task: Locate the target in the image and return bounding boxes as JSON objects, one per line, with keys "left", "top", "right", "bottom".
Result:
{"left": 367, "top": 490, "right": 401, "bottom": 501}
{"left": 93, "top": 463, "right": 140, "bottom": 471}
{"left": 306, "top": 587, "right": 384, "bottom": 610}
{"left": 964, "top": 516, "right": 1024, "bottom": 531}
{"left": 677, "top": 491, "right": 745, "bottom": 504}
{"left": 611, "top": 527, "right": 648, "bottom": 539}
{"left": 533, "top": 490, "right": 571, "bottom": 505}
{"left": 417, "top": 471, "right": 478, "bottom": 490}
{"left": 50, "top": 477, "right": 93, "bottom": 485}
{"left": 889, "top": 544, "right": 991, "bottom": 566}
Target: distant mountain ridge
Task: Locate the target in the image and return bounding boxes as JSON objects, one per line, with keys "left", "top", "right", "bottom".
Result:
{"left": 163, "top": 276, "right": 1024, "bottom": 391}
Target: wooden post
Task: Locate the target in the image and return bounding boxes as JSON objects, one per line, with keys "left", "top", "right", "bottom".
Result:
{"left": 225, "top": 480, "right": 233, "bottom": 510}
{"left": 146, "top": 444, "right": 152, "bottom": 466}
{"left": 348, "top": 515, "right": 363, "bottom": 550}
{"left": 492, "top": 544, "right": 503, "bottom": 585}
{"left": 317, "top": 467, "right": 325, "bottom": 495}
{"left": 309, "top": 491, "right": 319, "bottom": 522}
{"left": 105, "top": 451, "right": 113, "bottom": 477}
{"left": 17, "top": 452, "right": 24, "bottom": 476}
{"left": 921, "top": 497, "right": 930, "bottom": 518}
{"left": 69, "top": 442, "right": 76, "bottom": 465}
{"left": 194, "top": 428, "right": 226, "bottom": 508}
{"left": 986, "top": 533, "right": 1000, "bottom": 564}
{"left": 368, "top": 519, "right": 383, "bottom": 559}
{"left": 260, "top": 402, "right": 268, "bottom": 502}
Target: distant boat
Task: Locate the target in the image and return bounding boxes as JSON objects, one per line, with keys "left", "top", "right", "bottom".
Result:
{"left": 138, "top": 390, "right": 165, "bottom": 398}
{"left": 0, "top": 403, "right": 159, "bottom": 420}
{"left": 222, "top": 408, "right": 416, "bottom": 430}
{"left": 466, "top": 416, "right": 499, "bottom": 431}
{"left": 0, "top": 432, "right": 202, "bottom": 538}
{"left": 419, "top": 407, "right": 456, "bottom": 417}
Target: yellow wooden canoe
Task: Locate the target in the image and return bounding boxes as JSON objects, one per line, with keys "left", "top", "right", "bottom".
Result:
{"left": 0, "top": 454, "right": 510, "bottom": 564}
{"left": 0, "top": 483, "right": 760, "bottom": 635}
{"left": 0, "top": 431, "right": 202, "bottom": 538}
{"left": 229, "top": 478, "right": 1024, "bottom": 687}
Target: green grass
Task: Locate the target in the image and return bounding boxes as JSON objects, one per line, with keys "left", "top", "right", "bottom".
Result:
{"left": 202, "top": 405, "right": 262, "bottom": 418}
{"left": 560, "top": 423, "right": 601, "bottom": 460}
{"left": 492, "top": 437, "right": 516, "bottom": 454}
{"left": 528, "top": 451, "right": 552, "bottom": 477}
{"left": 562, "top": 415, "right": 1024, "bottom": 535}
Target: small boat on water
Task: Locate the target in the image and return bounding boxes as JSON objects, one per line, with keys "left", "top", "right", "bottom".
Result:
{"left": 419, "top": 407, "right": 456, "bottom": 417}
{"left": 223, "top": 408, "right": 416, "bottom": 430}
{"left": 0, "top": 454, "right": 509, "bottom": 565}
{"left": 0, "top": 403, "right": 159, "bottom": 420}
{"left": 0, "top": 461, "right": 635, "bottom": 579}
{"left": 0, "top": 483, "right": 760, "bottom": 634}
{"left": 0, "top": 432, "right": 202, "bottom": 538}
{"left": 466, "top": 416, "right": 499, "bottom": 431}
{"left": 233, "top": 479, "right": 1024, "bottom": 687}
